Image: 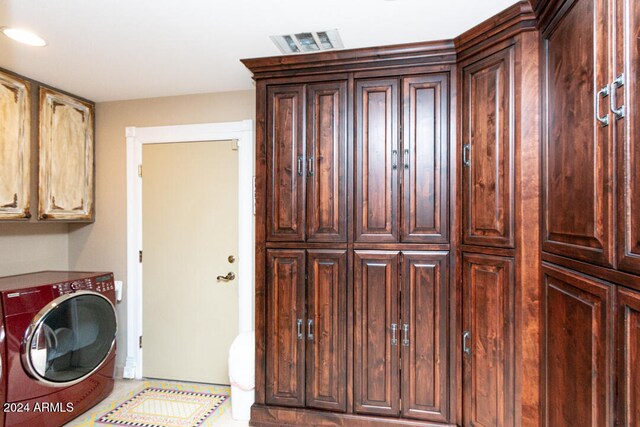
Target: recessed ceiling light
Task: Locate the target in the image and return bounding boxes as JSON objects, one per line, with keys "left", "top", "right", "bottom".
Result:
{"left": 1, "top": 27, "right": 47, "bottom": 47}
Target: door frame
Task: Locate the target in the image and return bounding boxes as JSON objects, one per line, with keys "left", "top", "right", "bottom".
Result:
{"left": 123, "top": 120, "right": 254, "bottom": 379}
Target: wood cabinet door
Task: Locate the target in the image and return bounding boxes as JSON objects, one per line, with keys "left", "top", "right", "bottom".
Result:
{"left": 306, "top": 82, "right": 348, "bottom": 242}
{"left": 355, "top": 79, "right": 399, "bottom": 243}
{"left": 462, "top": 253, "right": 515, "bottom": 427}
{"left": 402, "top": 75, "right": 449, "bottom": 243}
{"left": 354, "top": 251, "right": 400, "bottom": 416}
{"left": 462, "top": 47, "right": 515, "bottom": 248}
{"left": 542, "top": 0, "right": 614, "bottom": 266}
{"left": 542, "top": 263, "right": 613, "bottom": 427}
{"left": 265, "top": 249, "right": 306, "bottom": 407}
{"left": 616, "top": 287, "right": 640, "bottom": 426}
{"left": 401, "top": 252, "right": 449, "bottom": 422}
{"left": 266, "top": 85, "right": 306, "bottom": 242}
{"left": 305, "top": 250, "right": 347, "bottom": 412}
{"left": 615, "top": 0, "right": 640, "bottom": 274}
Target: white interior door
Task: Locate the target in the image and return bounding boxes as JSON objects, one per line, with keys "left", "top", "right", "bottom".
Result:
{"left": 142, "top": 140, "right": 238, "bottom": 384}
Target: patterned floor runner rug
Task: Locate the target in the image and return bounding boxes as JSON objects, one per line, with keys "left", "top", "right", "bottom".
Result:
{"left": 98, "top": 387, "right": 228, "bottom": 427}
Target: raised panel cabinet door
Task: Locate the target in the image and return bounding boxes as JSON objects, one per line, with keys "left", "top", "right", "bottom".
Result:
{"left": 462, "top": 253, "right": 515, "bottom": 427}
{"left": 615, "top": 0, "right": 640, "bottom": 274}
{"left": 306, "top": 82, "right": 348, "bottom": 242}
{"left": 355, "top": 79, "right": 399, "bottom": 243}
{"left": 542, "top": 0, "right": 614, "bottom": 266}
{"left": 462, "top": 46, "right": 515, "bottom": 248}
{"left": 353, "top": 251, "right": 400, "bottom": 416}
{"left": 401, "top": 252, "right": 449, "bottom": 422}
{"left": 542, "top": 263, "right": 613, "bottom": 427}
{"left": 617, "top": 287, "right": 640, "bottom": 426}
{"left": 266, "top": 85, "right": 306, "bottom": 242}
{"left": 305, "top": 250, "right": 347, "bottom": 412}
{"left": 265, "top": 249, "right": 306, "bottom": 407}
{"left": 402, "top": 75, "right": 449, "bottom": 243}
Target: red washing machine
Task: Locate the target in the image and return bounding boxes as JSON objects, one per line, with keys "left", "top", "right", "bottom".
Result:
{"left": 0, "top": 271, "right": 117, "bottom": 427}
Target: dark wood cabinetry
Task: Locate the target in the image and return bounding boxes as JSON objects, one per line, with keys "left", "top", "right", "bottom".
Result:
{"left": 267, "top": 86, "right": 306, "bottom": 242}
{"left": 355, "top": 79, "right": 399, "bottom": 243}
{"left": 353, "top": 251, "right": 399, "bottom": 416}
{"left": 461, "top": 46, "right": 514, "bottom": 248}
{"left": 462, "top": 253, "right": 515, "bottom": 427}
{"left": 247, "top": 3, "right": 545, "bottom": 427}
{"left": 267, "top": 82, "right": 347, "bottom": 243}
{"left": 265, "top": 249, "right": 306, "bottom": 407}
{"left": 354, "top": 251, "right": 450, "bottom": 421}
{"left": 615, "top": 0, "right": 640, "bottom": 275}
{"left": 541, "top": 0, "right": 614, "bottom": 267}
{"left": 541, "top": 263, "right": 613, "bottom": 427}
{"left": 265, "top": 249, "right": 347, "bottom": 411}
{"left": 356, "top": 75, "right": 450, "bottom": 244}
{"left": 616, "top": 287, "right": 640, "bottom": 426}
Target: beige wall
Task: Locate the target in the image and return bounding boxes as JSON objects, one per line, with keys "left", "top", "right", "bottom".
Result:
{"left": 0, "top": 223, "right": 69, "bottom": 276}
{"left": 68, "top": 89, "right": 256, "bottom": 370}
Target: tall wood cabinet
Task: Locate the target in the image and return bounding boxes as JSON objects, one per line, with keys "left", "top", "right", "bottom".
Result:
{"left": 536, "top": 0, "right": 640, "bottom": 425}
{"left": 456, "top": 4, "right": 541, "bottom": 427}
{"left": 245, "top": 39, "right": 457, "bottom": 425}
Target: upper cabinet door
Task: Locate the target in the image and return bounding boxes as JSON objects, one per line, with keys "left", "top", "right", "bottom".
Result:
{"left": 355, "top": 79, "right": 399, "bottom": 243}
{"left": 615, "top": 0, "right": 640, "bottom": 274}
{"left": 542, "top": 264, "right": 613, "bottom": 427}
{"left": 462, "top": 47, "right": 515, "bottom": 248}
{"left": 0, "top": 71, "right": 30, "bottom": 220}
{"left": 353, "top": 251, "right": 400, "bottom": 417}
{"left": 616, "top": 287, "right": 640, "bottom": 426}
{"left": 401, "top": 252, "right": 450, "bottom": 423}
{"left": 402, "top": 75, "right": 449, "bottom": 243}
{"left": 306, "top": 82, "right": 348, "bottom": 242}
{"left": 306, "top": 250, "right": 347, "bottom": 412}
{"left": 267, "top": 85, "right": 306, "bottom": 242}
{"left": 265, "top": 250, "right": 306, "bottom": 408}
{"left": 542, "top": 0, "right": 614, "bottom": 266}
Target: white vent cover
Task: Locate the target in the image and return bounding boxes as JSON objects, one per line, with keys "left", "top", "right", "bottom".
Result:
{"left": 270, "top": 29, "right": 344, "bottom": 54}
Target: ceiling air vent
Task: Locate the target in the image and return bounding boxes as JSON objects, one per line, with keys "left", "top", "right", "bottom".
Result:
{"left": 270, "top": 29, "right": 344, "bottom": 54}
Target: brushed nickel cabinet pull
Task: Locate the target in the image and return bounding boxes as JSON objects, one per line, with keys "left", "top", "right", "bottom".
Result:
{"left": 297, "top": 156, "right": 304, "bottom": 176}
{"left": 391, "top": 323, "right": 398, "bottom": 346}
{"left": 402, "top": 324, "right": 410, "bottom": 346}
{"left": 297, "top": 319, "right": 303, "bottom": 340}
{"left": 596, "top": 84, "right": 610, "bottom": 127}
{"left": 307, "top": 156, "right": 314, "bottom": 176}
{"left": 610, "top": 73, "right": 626, "bottom": 119}
{"left": 307, "top": 319, "right": 314, "bottom": 340}
{"left": 463, "top": 144, "right": 471, "bottom": 167}
{"left": 463, "top": 331, "right": 471, "bottom": 355}
{"left": 404, "top": 149, "right": 409, "bottom": 170}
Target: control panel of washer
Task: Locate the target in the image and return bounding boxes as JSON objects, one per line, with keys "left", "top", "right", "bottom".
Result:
{"left": 53, "top": 276, "right": 114, "bottom": 296}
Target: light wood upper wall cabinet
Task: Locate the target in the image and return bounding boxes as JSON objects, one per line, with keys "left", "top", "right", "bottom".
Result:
{"left": 0, "top": 71, "right": 30, "bottom": 220}
{"left": 38, "top": 87, "right": 95, "bottom": 222}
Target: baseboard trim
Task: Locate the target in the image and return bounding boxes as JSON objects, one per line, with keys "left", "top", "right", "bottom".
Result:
{"left": 250, "top": 404, "right": 456, "bottom": 427}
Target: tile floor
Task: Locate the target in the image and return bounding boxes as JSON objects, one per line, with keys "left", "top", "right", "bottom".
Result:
{"left": 63, "top": 379, "right": 250, "bottom": 427}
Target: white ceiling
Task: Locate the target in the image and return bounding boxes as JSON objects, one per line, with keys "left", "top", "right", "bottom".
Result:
{"left": 0, "top": 0, "right": 519, "bottom": 102}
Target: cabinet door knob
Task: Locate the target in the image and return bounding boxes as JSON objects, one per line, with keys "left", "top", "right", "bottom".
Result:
{"left": 596, "top": 84, "right": 610, "bottom": 127}
{"left": 610, "top": 73, "right": 626, "bottom": 119}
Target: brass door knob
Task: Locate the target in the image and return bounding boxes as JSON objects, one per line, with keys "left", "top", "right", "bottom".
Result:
{"left": 217, "top": 272, "right": 236, "bottom": 281}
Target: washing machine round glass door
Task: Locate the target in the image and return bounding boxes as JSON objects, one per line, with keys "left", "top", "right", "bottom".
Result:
{"left": 21, "top": 290, "right": 117, "bottom": 386}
